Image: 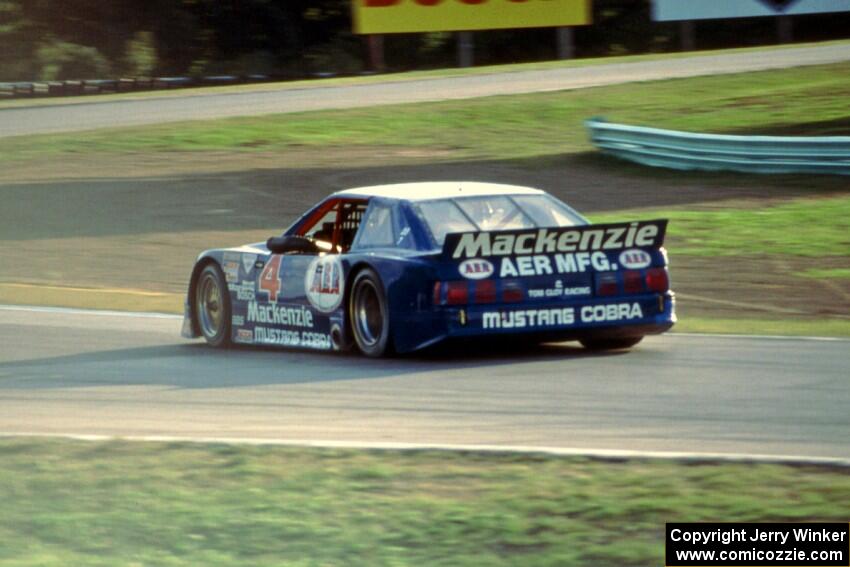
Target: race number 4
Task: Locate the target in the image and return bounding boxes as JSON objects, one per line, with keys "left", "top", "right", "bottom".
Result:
{"left": 259, "top": 255, "right": 282, "bottom": 302}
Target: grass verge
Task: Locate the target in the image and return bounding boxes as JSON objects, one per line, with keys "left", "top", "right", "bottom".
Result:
{"left": 589, "top": 195, "right": 850, "bottom": 257}
{"left": 1, "top": 39, "right": 848, "bottom": 111}
{"left": 2, "top": 62, "right": 849, "bottom": 163}
{"left": 797, "top": 268, "right": 850, "bottom": 280}
{"left": 0, "top": 438, "right": 847, "bottom": 567}
{"left": 672, "top": 317, "right": 850, "bottom": 338}
{"left": 0, "top": 283, "right": 183, "bottom": 314}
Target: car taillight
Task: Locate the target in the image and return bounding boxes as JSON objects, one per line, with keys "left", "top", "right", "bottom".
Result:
{"left": 501, "top": 281, "right": 524, "bottom": 303}
{"left": 646, "top": 268, "right": 669, "bottom": 292}
{"left": 596, "top": 273, "right": 618, "bottom": 296}
{"left": 623, "top": 270, "right": 643, "bottom": 294}
{"left": 434, "top": 280, "right": 521, "bottom": 305}
{"left": 474, "top": 280, "right": 497, "bottom": 304}
{"left": 445, "top": 281, "right": 468, "bottom": 305}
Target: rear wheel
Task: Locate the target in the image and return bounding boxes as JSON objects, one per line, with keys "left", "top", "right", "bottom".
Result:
{"left": 195, "top": 263, "right": 232, "bottom": 347}
{"left": 579, "top": 336, "right": 643, "bottom": 350}
{"left": 349, "top": 269, "right": 391, "bottom": 357}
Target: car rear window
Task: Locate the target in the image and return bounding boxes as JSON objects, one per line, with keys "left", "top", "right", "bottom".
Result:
{"left": 414, "top": 194, "right": 586, "bottom": 247}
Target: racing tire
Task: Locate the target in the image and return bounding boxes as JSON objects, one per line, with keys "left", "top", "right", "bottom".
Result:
{"left": 579, "top": 336, "right": 643, "bottom": 351}
{"left": 195, "top": 263, "right": 232, "bottom": 348}
{"left": 349, "top": 268, "right": 392, "bottom": 358}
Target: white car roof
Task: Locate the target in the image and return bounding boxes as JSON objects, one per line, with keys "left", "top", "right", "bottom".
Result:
{"left": 334, "top": 181, "right": 545, "bottom": 201}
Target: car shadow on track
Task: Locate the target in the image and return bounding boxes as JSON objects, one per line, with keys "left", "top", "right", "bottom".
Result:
{"left": 0, "top": 338, "right": 630, "bottom": 390}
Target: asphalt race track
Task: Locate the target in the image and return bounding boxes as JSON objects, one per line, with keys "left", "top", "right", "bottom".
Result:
{"left": 2, "top": 43, "right": 849, "bottom": 137}
{"left": 1, "top": 307, "right": 848, "bottom": 460}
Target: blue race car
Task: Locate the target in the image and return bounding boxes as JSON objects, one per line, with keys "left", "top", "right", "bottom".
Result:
{"left": 182, "top": 182, "right": 675, "bottom": 357}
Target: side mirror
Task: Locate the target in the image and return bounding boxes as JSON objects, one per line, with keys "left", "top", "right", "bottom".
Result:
{"left": 266, "top": 235, "right": 322, "bottom": 255}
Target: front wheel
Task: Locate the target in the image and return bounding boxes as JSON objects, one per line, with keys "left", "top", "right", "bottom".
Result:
{"left": 349, "top": 269, "right": 392, "bottom": 357}
{"left": 579, "top": 336, "right": 643, "bottom": 351}
{"left": 195, "top": 263, "right": 232, "bottom": 347}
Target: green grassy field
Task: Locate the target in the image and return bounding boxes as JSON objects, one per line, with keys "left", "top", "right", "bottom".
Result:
{"left": 672, "top": 317, "right": 850, "bottom": 337}
{"left": 590, "top": 195, "right": 850, "bottom": 260}
{"left": 0, "top": 439, "right": 847, "bottom": 567}
{"left": 799, "top": 268, "right": 850, "bottom": 279}
{"left": 2, "top": 39, "right": 847, "bottom": 111}
{"left": 2, "top": 62, "right": 849, "bottom": 164}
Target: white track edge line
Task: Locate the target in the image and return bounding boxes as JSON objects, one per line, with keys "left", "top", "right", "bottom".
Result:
{"left": 2, "top": 433, "right": 848, "bottom": 467}
{"left": 2, "top": 304, "right": 847, "bottom": 342}
{"left": 0, "top": 304, "right": 181, "bottom": 319}
{"left": 670, "top": 332, "right": 849, "bottom": 342}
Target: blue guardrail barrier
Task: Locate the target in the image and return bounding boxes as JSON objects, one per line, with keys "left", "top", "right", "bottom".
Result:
{"left": 586, "top": 117, "right": 850, "bottom": 176}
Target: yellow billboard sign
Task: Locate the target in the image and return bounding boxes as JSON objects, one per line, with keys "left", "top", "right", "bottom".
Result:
{"left": 353, "top": 0, "right": 591, "bottom": 35}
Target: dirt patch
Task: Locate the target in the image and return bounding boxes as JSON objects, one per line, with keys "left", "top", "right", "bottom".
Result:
{"left": 671, "top": 255, "right": 850, "bottom": 321}
{"left": 731, "top": 116, "right": 850, "bottom": 137}
{"left": 1, "top": 149, "right": 848, "bottom": 322}
{"left": 0, "top": 147, "right": 458, "bottom": 184}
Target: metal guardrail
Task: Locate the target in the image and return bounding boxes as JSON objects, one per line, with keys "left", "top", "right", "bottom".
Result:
{"left": 586, "top": 118, "right": 850, "bottom": 176}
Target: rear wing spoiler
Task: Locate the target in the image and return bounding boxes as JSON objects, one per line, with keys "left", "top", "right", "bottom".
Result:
{"left": 442, "top": 220, "right": 668, "bottom": 260}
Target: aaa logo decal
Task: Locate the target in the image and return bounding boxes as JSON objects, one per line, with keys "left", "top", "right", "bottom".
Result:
{"left": 305, "top": 256, "right": 344, "bottom": 313}
{"left": 619, "top": 249, "right": 652, "bottom": 270}
{"left": 458, "top": 258, "right": 494, "bottom": 280}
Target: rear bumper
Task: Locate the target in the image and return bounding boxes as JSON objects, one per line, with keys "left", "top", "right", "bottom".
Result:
{"left": 454, "top": 293, "right": 674, "bottom": 336}
{"left": 394, "top": 293, "right": 675, "bottom": 352}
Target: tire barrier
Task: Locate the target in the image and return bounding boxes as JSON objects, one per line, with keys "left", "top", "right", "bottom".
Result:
{"left": 0, "top": 74, "right": 273, "bottom": 100}
{"left": 586, "top": 117, "right": 850, "bottom": 176}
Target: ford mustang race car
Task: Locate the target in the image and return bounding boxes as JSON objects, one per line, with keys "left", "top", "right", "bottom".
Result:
{"left": 182, "top": 182, "right": 675, "bottom": 357}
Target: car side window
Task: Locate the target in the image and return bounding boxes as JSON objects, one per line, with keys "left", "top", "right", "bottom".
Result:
{"left": 355, "top": 203, "right": 395, "bottom": 248}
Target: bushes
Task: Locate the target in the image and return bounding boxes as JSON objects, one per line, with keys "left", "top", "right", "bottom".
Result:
{"left": 1, "top": 0, "right": 849, "bottom": 83}
{"left": 36, "top": 38, "right": 111, "bottom": 80}
{"left": 124, "top": 31, "right": 157, "bottom": 77}
{"left": 304, "top": 37, "right": 364, "bottom": 75}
